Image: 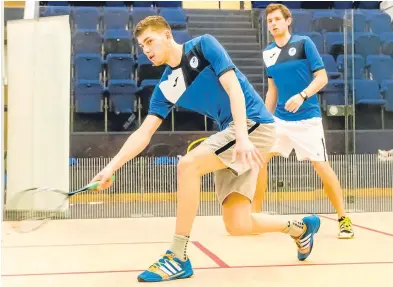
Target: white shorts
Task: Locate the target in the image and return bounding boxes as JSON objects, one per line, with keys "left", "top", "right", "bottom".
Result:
{"left": 271, "top": 116, "right": 328, "bottom": 162}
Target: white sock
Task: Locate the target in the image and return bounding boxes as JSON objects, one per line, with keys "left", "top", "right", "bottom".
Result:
{"left": 170, "top": 234, "right": 189, "bottom": 261}
{"left": 283, "top": 220, "right": 307, "bottom": 238}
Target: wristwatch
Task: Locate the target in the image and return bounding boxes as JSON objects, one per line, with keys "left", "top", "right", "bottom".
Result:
{"left": 300, "top": 91, "right": 308, "bottom": 101}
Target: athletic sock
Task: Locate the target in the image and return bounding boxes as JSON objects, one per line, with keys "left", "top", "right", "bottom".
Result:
{"left": 283, "top": 220, "right": 307, "bottom": 238}
{"left": 170, "top": 234, "right": 189, "bottom": 261}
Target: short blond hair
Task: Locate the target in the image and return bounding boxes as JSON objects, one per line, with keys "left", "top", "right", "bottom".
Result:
{"left": 265, "top": 3, "right": 292, "bottom": 20}
{"left": 134, "top": 15, "right": 172, "bottom": 38}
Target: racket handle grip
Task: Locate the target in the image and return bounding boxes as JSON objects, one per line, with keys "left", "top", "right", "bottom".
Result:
{"left": 89, "top": 175, "right": 116, "bottom": 190}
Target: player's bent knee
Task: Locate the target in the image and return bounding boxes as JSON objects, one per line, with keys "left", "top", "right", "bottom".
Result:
{"left": 222, "top": 193, "right": 253, "bottom": 236}
{"left": 177, "top": 155, "right": 198, "bottom": 175}
{"left": 224, "top": 220, "right": 252, "bottom": 236}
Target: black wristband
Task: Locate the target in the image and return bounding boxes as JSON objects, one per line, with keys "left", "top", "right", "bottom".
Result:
{"left": 300, "top": 91, "right": 307, "bottom": 101}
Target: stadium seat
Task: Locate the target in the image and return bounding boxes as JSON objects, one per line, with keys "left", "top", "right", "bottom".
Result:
{"left": 103, "top": 7, "right": 130, "bottom": 30}
{"left": 333, "top": 1, "right": 353, "bottom": 9}
{"left": 366, "top": 55, "right": 393, "bottom": 85}
{"left": 380, "top": 32, "right": 393, "bottom": 56}
{"left": 368, "top": 12, "right": 391, "bottom": 35}
{"left": 136, "top": 53, "right": 166, "bottom": 85}
{"left": 73, "top": 53, "right": 102, "bottom": 81}
{"left": 354, "top": 32, "right": 380, "bottom": 59}
{"left": 290, "top": 10, "right": 313, "bottom": 33}
{"left": 354, "top": 11, "right": 366, "bottom": 32}
{"left": 106, "top": 53, "right": 135, "bottom": 80}
{"left": 74, "top": 80, "right": 104, "bottom": 113}
{"left": 312, "top": 10, "right": 343, "bottom": 33}
{"left": 352, "top": 80, "right": 386, "bottom": 105}
{"left": 354, "top": 1, "right": 380, "bottom": 9}
{"left": 321, "top": 54, "right": 342, "bottom": 79}
{"left": 132, "top": 1, "right": 154, "bottom": 7}
{"left": 172, "top": 30, "right": 192, "bottom": 43}
{"left": 337, "top": 54, "right": 365, "bottom": 79}
{"left": 73, "top": 7, "right": 100, "bottom": 30}
{"left": 158, "top": 8, "right": 187, "bottom": 29}
{"left": 106, "top": 1, "right": 125, "bottom": 6}
{"left": 137, "top": 79, "right": 160, "bottom": 114}
{"left": 43, "top": 6, "right": 71, "bottom": 17}
{"left": 107, "top": 80, "right": 139, "bottom": 113}
{"left": 380, "top": 80, "right": 393, "bottom": 111}
{"left": 325, "top": 32, "right": 352, "bottom": 60}
{"left": 103, "top": 29, "right": 133, "bottom": 55}
{"left": 321, "top": 79, "right": 346, "bottom": 108}
{"left": 72, "top": 29, "right": 102, "bottom": 54}
{"left": 295, "top": 32, "right": 323, "bottom": 52}
{"left": 283, "top": 2, "right": 302, "bottom": 9}
{"left": 156, "top": 1, "right": 182, "bottom": 7}
{"left": 130, "top": 7, "right": 157, "bottom": 27}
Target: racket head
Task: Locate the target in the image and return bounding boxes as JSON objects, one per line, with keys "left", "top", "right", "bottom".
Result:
{"left": 8, "top": 187, "right": 70, "bottom": 233}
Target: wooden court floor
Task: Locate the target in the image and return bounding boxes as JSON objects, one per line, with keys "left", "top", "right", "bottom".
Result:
{"left": 2, "top": 212, "right": 393, "bottom": 287}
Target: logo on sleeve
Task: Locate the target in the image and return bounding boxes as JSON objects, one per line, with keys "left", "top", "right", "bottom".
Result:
{"left": 190, "top": 56, "right": 199, "bottom": 68}
{"left": 289, "top": 47, "right": 296, "bottom": 56}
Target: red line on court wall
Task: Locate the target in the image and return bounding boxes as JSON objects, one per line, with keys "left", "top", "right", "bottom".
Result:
{"left": 319, "top": 215, "right": 393, "bottom": 237}
{"left": 3, "top": 261, "right": 393, "bottom": 277}
{"left": 192, "top": 241, "right": 229, "bottom": 268}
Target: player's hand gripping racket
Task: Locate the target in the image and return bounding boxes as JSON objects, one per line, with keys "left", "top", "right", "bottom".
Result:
{"left": 9, "top": 176, "right": 115, "bottom": 233}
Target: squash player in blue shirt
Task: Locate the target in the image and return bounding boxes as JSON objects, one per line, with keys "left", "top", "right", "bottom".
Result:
{"left": 258, "top": 4, "right": 354, "bottom": 239}
{"left": 91, "top": 16, "right": 321, "bottom": 282}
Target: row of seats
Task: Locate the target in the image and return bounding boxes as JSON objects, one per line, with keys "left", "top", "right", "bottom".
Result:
{"left": 296, "top": 31, "right": 393, "bottom": 60}
{"left": 43, "top": 1, "right": 182, "bottom": 8}
{"left": 252, "top": 1, "right": 380, "bottom": 10}
{"left": 260, "top": 9, "right": 391, "bottom": 35}
{"left": 321, "top": 79, "right": 393, "bottom": 112}
{"left": 42, "top": 6, "right": 187, "bottom": 31}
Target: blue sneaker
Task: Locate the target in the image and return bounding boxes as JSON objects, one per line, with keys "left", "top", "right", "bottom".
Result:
{"left": 137, "top": 250, "right": 194, "bottom": 282}
{"left": 293, "top": 214, "right": 321, "bottom": 261}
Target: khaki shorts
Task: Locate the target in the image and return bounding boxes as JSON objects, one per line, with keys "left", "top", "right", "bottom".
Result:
{"left": 201, "top": 119, "right": 276, "bottom": 204}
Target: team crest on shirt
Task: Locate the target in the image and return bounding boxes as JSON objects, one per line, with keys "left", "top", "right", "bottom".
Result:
{"left": 190, "top": 56, "right": 199, "bottom": 68}
{"left": 288, "top": 47, "right": 296, "bottom": 56}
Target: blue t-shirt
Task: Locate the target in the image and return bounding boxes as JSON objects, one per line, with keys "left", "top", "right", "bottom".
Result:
{"left": 263, "top": 35, "right": 325, "bottom": 121}
{"left": 148, "top": 34, "right": 274, "bottom": 130}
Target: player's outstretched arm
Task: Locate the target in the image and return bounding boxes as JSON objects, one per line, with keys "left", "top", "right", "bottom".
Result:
{"left": 91, "top": 115, "right": 162, "bottom": 190}
{"left": 265, "top": 77, "right": 278, "bottom": 114}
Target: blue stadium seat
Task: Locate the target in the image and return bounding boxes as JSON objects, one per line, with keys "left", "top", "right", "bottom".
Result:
{"left": 106, "top": 1, "right": 125, "bottom": 6}
{"left": 156, "top": 1, "right": 182, "bottom": 7}
{"left": 380, "top": 80, "right": 393, "bottom": 111}
{"left": 73, "top": 7, "right": 100, "bottom": 30}
{"left": 72, "top": 29, "right": 102, "bottom": 54}
{"left": 106, "top": 53, "right": 135, "bottom": 80}
{"left": 172, "top": 30, "right": 192, "bottom": 43}
{"left": 43, "top": 6, "right": 71, "bottom": 17}
{"left": 107, "top": 80, "right": 138, "bottom": 113}
{"left": 354, "top": 11, "right": 367, "bottom": 32}
{"left": 354, "top": 32, "right": 380, "bottom": 59}
{"left": 74, "top": 80, "right": 104, "bottom": 113}
{"left": 295, "top": 32, "right": 323, "bottom": 52}
{"left": 158, "top": 8, "right": 187, "bottom": 29}
{"left": 325, "top": 32, "right": 352, "bottom": 60}
{"left": 321, "top": 79, "right": 346, "bottom": 108}
{"left": 337, "top": 54, "right": 365, "bottom": 79}
{"left": 132, "top": 1, "right": 154, "bottom": 7}
{"left": 312, "top": 11, "right": 343, "bottom": 33}
{"left": 380, "top": 32, "right": 393, "bottom": 56}
{"left": 352, "top": 80, "right": 386, "bottom": 105}
{"left": 354, "top": 1, "right": 380, "bottom": 9}
{"left": 321, "top": 54, "right": 342, "bottom": 79}
{"left": 130, "top": 7, "right": 157, "bottom": 26}
{"left": 333, "top": 1, "right": 353, "bottom": 9}
{"left": 103, "top": 29, "right": 133, "bottom": 55}
{"left": 369, "top": 12, "right": 391, "bottom": 35}
{"left": 366, "top": 55, "right": 393, "bottom": 85}
{"left": 137, "top": 79, "right": 160, "bottom": 114}
{"left": 291, "top": 10, "right": 313, "bottom": 33}
{"left": 74, "top": 53, "right": 102, "bottom": 81}
{"left": 103, "top": 7, "right": 130, "bottom": 30}
{"left": 283, "top": 1, "right": 302, "bottom": 9}
{"left": 136, "top": 53, "right": 166, "bottom": 85}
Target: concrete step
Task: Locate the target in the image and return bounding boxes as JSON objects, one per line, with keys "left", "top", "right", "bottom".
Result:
{"left": 227, "top": 50, "right": 262, "bottom": 58}
{"left": 243, "top": 73, "right": 264, "bottom": 83}
{"left": 188, "top": 20, "right": 252, "bottom": 29}
{"left": 237, "top": 65, "right": 264, "bottom": 75}
{"left": 189, "top": 27, "right": 257, "bottom": 36}
{"left": 192, "top": 34, "right": 258, "bottom": 43}
{"left": 233, "top": 57, "right": 263, "bottom": 66}
{"left": 221, "top": 42, "right": 261, "bottom": 51}
{"left": 188, "top": 14, "right": 252, "bottom": 23}
{"left": 186, "top": 9, "right": 251, "bottom": 16}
